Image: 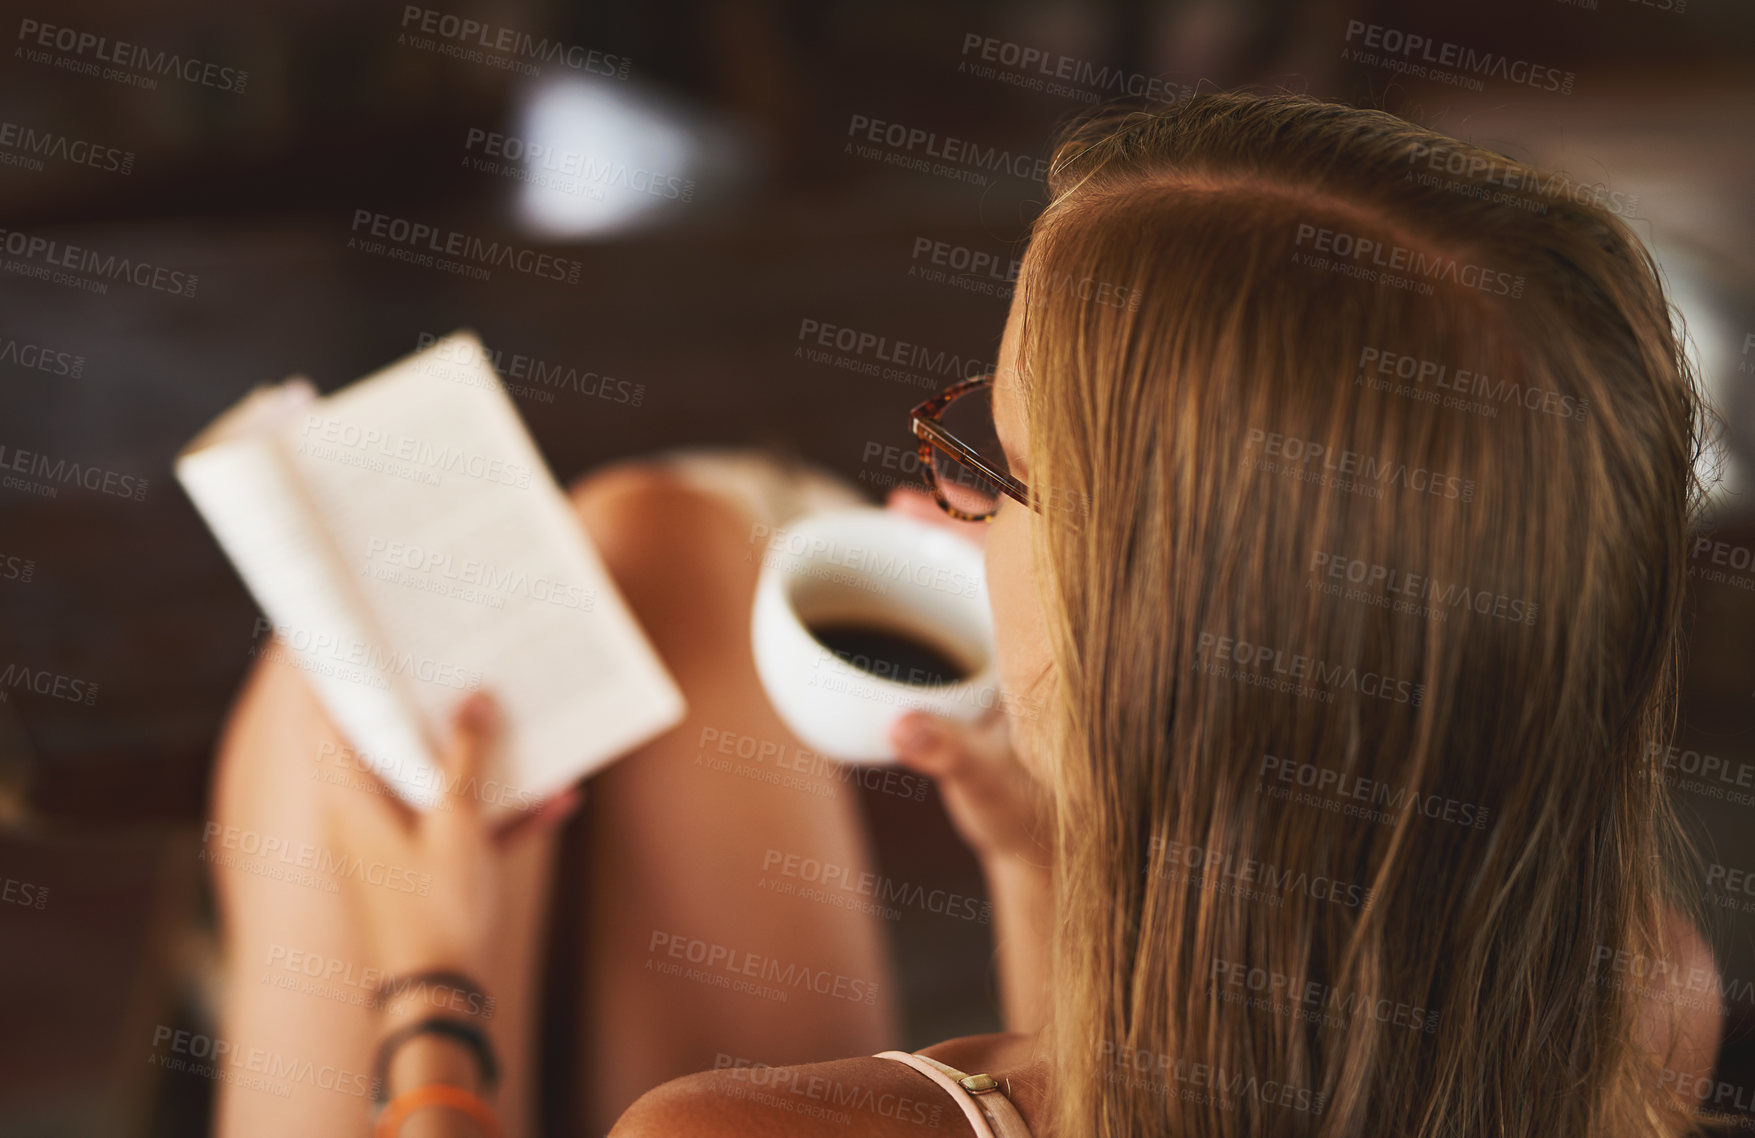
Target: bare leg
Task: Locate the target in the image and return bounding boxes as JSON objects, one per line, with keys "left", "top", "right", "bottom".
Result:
{"left": 207, "top": 647, "right": 556, "bottom": 1137}
{"left": 568, "top": 464, "right": 899, "bottom": 1133}
{"left": 205, "top": 459, "right": 896, "bottom": 1135}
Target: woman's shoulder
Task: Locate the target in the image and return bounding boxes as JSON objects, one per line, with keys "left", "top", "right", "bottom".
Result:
{"left": 610, "top": 1033, "right": 1046, "bottom": 1137}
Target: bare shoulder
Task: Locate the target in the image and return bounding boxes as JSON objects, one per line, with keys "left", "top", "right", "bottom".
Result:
{"left": 1641, "top": 905, "right": 1723, "bottom": 1097}
{"left": 611, "top": 1036, "right": 1048, "bottom": 1138}
{"left": 919, "top": 1032, "right": 1051, "bottom": 1130}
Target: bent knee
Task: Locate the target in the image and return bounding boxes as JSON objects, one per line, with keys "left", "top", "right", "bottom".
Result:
{"left": 569, "top": 464, "right": 756, "bottom": 603}
{"left": 210, "top": 646, "right": 336, "bottom": 820}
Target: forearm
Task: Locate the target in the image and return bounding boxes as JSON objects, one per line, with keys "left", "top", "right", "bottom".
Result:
{"left": 981, "top": 852, "right": 1053, "bottom": 1034}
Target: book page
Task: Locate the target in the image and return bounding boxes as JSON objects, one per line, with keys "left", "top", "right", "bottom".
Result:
{"left": 176, "top": 405, "right": 443, "bottom": 805}
{"left": 276, "top": 331, "right": 685, "bottom": 814}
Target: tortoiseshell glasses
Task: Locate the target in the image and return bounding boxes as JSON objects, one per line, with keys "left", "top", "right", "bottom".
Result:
{"left": 909, "top": 374, "right": 1032, "bottom": 522}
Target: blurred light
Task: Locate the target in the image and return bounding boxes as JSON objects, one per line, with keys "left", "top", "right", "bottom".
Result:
{"left": 511, "top": 75, "right": 704, "bottom": 239}
{"left": 1652, "top": 240, "right": 1746, "bottom": 512}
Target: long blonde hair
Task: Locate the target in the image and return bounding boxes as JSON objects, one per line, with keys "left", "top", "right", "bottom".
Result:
{"left": 1018, "top": 93, "right": 1708, "bottom": 1136}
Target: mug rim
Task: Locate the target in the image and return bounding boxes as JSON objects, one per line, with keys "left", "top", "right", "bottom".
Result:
{"left": 759, "top": 507, "right": 995, "bottom": 694}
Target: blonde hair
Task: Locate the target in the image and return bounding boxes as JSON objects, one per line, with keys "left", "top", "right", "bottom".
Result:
{"left": 1017, "top": 93, "right": 1708, "bottom": 1136}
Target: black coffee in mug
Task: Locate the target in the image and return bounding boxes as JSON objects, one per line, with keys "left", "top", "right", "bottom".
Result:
{"left": 807, "top": 620, "right": 971, "bottom": 688}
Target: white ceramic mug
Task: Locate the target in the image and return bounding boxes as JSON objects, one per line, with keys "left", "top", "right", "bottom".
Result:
{"left": 751, "top": 507, "right": 1000, "bottom": 763}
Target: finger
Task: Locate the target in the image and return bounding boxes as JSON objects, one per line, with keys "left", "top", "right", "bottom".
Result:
{"left": 890, "top": 710, "right": 1008, "bottom": 778}
{"left": 436, "top": 691, "right": 497, "bottom": 813}
{"left": 493, "top": 786, "right": 583, "bottom": 847}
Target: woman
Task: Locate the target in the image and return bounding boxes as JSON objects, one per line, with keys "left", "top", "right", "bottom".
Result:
{"left": 211, "top": 93, "right": 1721, "bottom": 1136}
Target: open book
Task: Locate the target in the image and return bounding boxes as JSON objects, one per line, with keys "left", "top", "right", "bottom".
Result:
{"left": 177, "top": 330, "right": 685, "bottom": 815}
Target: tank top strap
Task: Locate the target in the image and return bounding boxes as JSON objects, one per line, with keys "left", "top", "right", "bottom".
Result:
{"left": 874, "top": 1050, "right": 1034, "bottom": 1138}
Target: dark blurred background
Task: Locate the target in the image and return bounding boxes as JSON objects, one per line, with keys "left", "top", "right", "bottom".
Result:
{"left": 0, "top": 0, "right": 1750, "bottom": 1133}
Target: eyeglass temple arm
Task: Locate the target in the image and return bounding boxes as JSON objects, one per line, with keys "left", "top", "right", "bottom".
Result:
{"left": 910, "top": 416, "right": 1033, "bottom": 507}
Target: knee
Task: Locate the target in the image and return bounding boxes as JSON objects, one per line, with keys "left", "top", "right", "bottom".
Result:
{"left": 212, "top": 646, "right": 325, "bottom": 799}
{"left": 567, "top": 464, "right": 756, "bottom": 636}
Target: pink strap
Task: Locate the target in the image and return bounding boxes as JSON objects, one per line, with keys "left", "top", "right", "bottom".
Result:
{"left": 875, "top": 1051, "right": 998, "bottom": 1138}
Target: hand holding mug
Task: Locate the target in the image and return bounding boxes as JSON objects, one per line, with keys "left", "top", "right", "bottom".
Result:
{"left": 882, "top": 488, "right": 1051, "bottom": 868}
